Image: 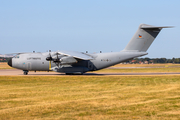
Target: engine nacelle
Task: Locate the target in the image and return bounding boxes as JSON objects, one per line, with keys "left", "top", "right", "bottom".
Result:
{"left": 46, "top": 57, "right": 53, "bottom": 61}
{"left": 60, "top": 56, "right": 77, "bottom": 64}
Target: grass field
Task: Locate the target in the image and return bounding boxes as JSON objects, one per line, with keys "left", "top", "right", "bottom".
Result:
{"left": 0, "top": 62, "right": 13, "bottom": 69}
{"left": 95, "top": 67, "right": 180, "bottom": 73}
{"left": 0, "top": 76, "right": 180, "bottom": 119}
{"left": 94, "top": 63, "right": 180, "bottom": 73}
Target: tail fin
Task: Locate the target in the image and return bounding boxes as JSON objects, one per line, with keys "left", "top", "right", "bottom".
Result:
{"left": 123, "top": 24, "right": 172, "bottom": 52}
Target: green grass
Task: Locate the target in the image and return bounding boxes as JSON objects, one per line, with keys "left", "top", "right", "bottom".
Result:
{"left": 0, "top": 76, "right": 180, "bottom": 119}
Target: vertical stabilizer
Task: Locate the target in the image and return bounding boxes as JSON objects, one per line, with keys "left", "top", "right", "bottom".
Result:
{"left": 123, "top": 24, "right": 171, "bottom": 52}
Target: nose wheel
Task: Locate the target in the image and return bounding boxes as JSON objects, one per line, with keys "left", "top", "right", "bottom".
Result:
{"left": 23, "top": 70, "right": 29, "bottom": 75}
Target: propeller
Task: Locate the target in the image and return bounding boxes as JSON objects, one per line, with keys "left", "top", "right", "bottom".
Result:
{"left": 46, "top": 53, "right": 53, "bottom": 61}
{"left": 46, "top": 51, "right": 74, "bottom": 69}
{"left": 53, "top": 52, "right": 60, "bottom": 62}
{"left": 45, "top": 50, "right": 53, "bottom": 70}
{"left": 46, "top": 51, "right": 62, "bottom": 69}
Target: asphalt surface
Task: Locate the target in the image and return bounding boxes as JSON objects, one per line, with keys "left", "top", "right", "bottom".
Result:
{"left": 1, "top": 69, "right": 180, "bottom": 76}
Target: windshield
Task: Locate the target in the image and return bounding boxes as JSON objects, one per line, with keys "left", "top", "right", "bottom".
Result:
{"left": 13, "top": 55, "right": 20, "bottom": 58}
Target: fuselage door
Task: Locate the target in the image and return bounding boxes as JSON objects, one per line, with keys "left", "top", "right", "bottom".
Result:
{"left": 27, "top": 63, "right": 31, "bottom": 70}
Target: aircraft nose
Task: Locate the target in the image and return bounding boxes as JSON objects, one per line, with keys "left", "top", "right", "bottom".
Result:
{"left": 8, "top": 58, "right": 12, "bottom": 67}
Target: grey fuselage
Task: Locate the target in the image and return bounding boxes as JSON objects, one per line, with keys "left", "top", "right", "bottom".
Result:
{"left": 10, "top": 51, "right": 147, "bottom": 74}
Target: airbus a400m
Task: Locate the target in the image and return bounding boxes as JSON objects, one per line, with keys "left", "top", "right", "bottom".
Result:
{"left": 7, "top": 24, "right": 171, "bottom": 75}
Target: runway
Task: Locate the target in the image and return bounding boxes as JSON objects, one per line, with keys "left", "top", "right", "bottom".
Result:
{"left": 1, "top": 69, "right": 180, "bottom": 76}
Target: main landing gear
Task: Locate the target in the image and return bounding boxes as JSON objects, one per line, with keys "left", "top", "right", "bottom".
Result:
{"left": 23, "top": 70, "right": 29, "bottom": 75}
{"left": 65, "top": 72, "right": 83, "bottom": 75}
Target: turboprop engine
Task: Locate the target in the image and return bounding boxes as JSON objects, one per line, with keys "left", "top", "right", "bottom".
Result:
{"left": 60, "top": 56, "right": 77, "bottom": 64}
{"left": 46, "top": 55, "right": 77, "bottom": 65}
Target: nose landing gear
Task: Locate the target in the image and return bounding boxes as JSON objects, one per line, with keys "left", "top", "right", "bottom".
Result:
{"left": 23, "top": 70, "right": 29, "bottom": 75}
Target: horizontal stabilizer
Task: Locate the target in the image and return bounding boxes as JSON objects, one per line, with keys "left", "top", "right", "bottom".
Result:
{"left": 58, "top": 51, "right": 94, "bottom": 60}
{"left": 141, "top": 24, "right": 173, "bottom": 29}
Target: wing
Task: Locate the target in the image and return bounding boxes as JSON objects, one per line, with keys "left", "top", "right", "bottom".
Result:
{"left": 57, "top": 51, "right": 94, "bottom": 60}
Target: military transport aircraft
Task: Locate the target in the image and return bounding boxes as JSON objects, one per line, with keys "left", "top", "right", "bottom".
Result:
{"left": 7, "top": 24, "right": 171, "bottom": 75}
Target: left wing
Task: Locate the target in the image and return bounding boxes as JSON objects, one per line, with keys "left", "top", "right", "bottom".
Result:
{"left": 57, "top": 51, "right": 94, "bottom": 60}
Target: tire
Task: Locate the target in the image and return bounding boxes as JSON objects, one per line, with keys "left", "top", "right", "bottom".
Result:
{"left": 23, "top": 71, "right": 28, "bottom": 75}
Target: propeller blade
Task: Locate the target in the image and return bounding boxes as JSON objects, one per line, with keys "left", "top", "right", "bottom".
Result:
{"left": 46, "top": 51, "right": 53, "bottom": 61}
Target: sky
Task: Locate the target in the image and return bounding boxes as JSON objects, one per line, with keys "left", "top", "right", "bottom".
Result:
{"left": 0, "top": 0, "right": 179, "bottom": 58}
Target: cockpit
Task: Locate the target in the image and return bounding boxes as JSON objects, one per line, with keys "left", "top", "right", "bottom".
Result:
{"left": 13, "top": 55, "right": 20, "bottom": 58}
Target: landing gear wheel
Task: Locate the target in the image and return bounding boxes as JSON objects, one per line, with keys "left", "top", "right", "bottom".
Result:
{"left": 65, "top": 72, "right": 83, "bottom": 75}
{"left": 23, "top": 71, "right": 28, "bottom": 75}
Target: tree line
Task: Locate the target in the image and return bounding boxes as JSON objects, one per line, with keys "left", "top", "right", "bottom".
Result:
{"left": 0, "top": 57, "right": 11, "bottom": 62}
{"left": 131, "top": 57, "right": 180, "bottom": 64}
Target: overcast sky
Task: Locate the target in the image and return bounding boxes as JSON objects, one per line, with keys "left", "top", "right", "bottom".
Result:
{"left": 0, "top": 0, "right": 179, "bottom": 58}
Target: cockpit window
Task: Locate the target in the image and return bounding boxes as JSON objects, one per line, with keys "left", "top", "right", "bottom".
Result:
{"left": 13, "top": 55, "right": 20, "bottom": 58}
